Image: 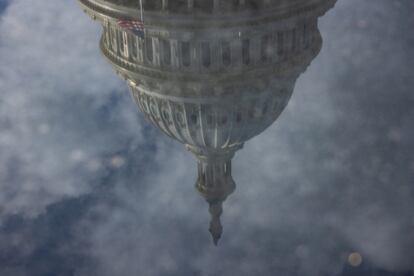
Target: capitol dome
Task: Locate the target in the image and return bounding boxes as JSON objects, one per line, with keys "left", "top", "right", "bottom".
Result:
{"left": 79, "top": 0, "right": 336, "bottom": 244}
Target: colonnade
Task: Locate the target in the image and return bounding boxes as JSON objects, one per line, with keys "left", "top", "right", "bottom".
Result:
{"left": 102, "top": 20, "right": 318, "bottom": 72}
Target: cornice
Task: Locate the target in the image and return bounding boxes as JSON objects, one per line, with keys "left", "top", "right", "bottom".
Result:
{"left": 79, "top": 0, "right": 336, "bottom": 30}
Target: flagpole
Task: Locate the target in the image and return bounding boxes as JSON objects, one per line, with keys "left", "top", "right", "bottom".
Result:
{"left": 140, "top": 0, "right": 143, "bottom": 22}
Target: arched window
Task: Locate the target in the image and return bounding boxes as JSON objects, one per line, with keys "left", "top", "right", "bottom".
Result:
{"left": 169, "top": 0, "right": 187, "bottom": 12}
{"left": 245, "top": 0, "right": 262, "bottom": 11}
{"left": 277, "top": 31, "right": 284, "bottom": 56}
{"left": 143, "top": 0, "right": 162, "bottom": 10}
{"left": 146, "top": 38, "right": 153, "bottom": 63}
{"left": 236, "top": 111, "right": 242, "bottom": 123}
{"left": 201, "top": 42, "right": 211, "bottom": 68}
{"left": 160, "top": 39, "right": 171, "bottom": 65}
{"left": 191, "top": 113, "right": 198, "bottom": 124}
{"left": 130, "top": 35, "right": 138, "bottom": 59}
{"left": 219, "top": 115, "right": 228, "bottom": 126}
{"left": 220, "top": 0, "right": 239, "bottom": 12}
{"left": 291, "top": 29, "right": 297, "bottom": 52}
{"left": 207, "top": 114, "right": 214, "bottom": 127}
{"left": 303, "top": 23, "right": 309, "bottom": 48}
{"left": 181, "top": 42, "right": 191, "bottom": 67}
{"left": 262, "top": 102, "right": 268, "bottom": 115}
{"left": 242, "top": 39, "right": 250, "bottom": 65}
{"left": 261, "top": 35, "right": 270, "bottom": 62}
{"left": 222, "top": 41, "right": 231, "bottom": 66}
{"left": 194, "top": 0, "right": 213, "bottom": 12}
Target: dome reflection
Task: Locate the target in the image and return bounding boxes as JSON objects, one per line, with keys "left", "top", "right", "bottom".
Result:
{"left": 79, "top": 0, "right": 336, "bottom": 244}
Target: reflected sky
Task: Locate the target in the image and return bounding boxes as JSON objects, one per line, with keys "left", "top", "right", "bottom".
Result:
{"left": 0, "top": 0, "right": 413, "bottom": 275}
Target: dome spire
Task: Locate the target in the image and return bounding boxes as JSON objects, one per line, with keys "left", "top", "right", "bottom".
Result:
{"left": 194, "top": 154, "right": 236, "bottom": 245}
{"left": 208, "top": 201, "right": 223, "bottom": 245}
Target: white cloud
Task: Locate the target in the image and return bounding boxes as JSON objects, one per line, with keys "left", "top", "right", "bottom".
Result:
{"left": 0, "top": 0, "right": 413, "bottom": 275}
{"left": 0, "top": 0, "right": 143, "bottom": 219}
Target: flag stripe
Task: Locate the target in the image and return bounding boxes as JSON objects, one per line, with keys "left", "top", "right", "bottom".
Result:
{"left": 117, "top": 19, "right": 145, "bottom": 38}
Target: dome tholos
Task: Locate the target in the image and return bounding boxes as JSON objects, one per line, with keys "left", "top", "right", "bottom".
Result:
{"left": 79, "top": 0, "right": 336, "bottom": 244}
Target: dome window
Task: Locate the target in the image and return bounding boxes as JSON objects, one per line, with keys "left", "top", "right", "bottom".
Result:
{"left": 277, "top": 32, "right": 284, "bottom": 56}
{"left": 236, "top": 112, "right": 242, "bottom": 123}
{"left": 245, "top": 0, "right": 262, "bottom": 11}
{"left": 222, "top": 41, "right": 231, "bottom": 66}
{"left": 131, "top": 36, "right": 138, "bottom": 59}
{"left": 220, "top": 0, "right": 239, "bottom": 12}
{"left": 161, "top": 39, "right": 171, "bottom": 65}
{"left": 242, "top": 39, "right": 250, "bottom": 65}
{"left": 262, "top": 102, "right": 268, "bottom": 115}
{"left": 207, "top": 115, "right": 214, "bottom": 126}
{"left": 291, "top": 29, "right": 297, "bottom": 52}
{"left": 220, "top": 115, "right": 228, "bottom": 125}
{"left": 169, "top": 0, "right": 187, "bottom": 12}
{"left": 181, "top": 42, "right": 191, "bottom": 67}
{"left": 191, "top": 113, "right": 198, "bottom": 125}
{"left": 201, "top": 42, "right": 211, "bottom": 68}
{"left": 143, "top": 0, "right": 162, "bottom": 10}
{"left": 194, "top": 0, "right": 213, "bottom": 13}
{"left": 261, "top": 35, "right": 271, "bottom": 62}
{"left": 303, "top": 23, "right": 310, "bottom": 48}
{"left": 146, "top": 38, "right": 153, "bottom": 63}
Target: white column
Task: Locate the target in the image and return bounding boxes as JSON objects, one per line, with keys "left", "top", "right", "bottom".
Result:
{"left": 117, "top": 30, "right": 124, "bottom": 55}
{"left": 152, "top": 37, "right": 160, "bottom": 66}
{"left": 137, "top": 37, "right": 144, "bottom": 63}
{"left": 122, "top": 32, "right": 129, "bottom": 59}
{"left": 104, "top": 20, "right": 110, "bottom": 46}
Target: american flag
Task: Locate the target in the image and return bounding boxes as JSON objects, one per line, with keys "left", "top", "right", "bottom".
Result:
{"left": 117, "top": 19, "right": 145, "bottom": 38}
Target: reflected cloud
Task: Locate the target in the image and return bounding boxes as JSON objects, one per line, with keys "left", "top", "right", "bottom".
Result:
{"left": 0, "top": 0, "right": 142, "bottom": 219}
{"left": 0, "top": 0, "right": 413, "bottom": 275}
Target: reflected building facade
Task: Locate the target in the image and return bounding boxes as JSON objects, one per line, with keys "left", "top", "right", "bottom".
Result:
{"left": 78, "top": 0, "right": 336, "bottom": 244}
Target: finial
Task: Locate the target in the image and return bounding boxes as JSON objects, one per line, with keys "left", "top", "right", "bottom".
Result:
{"left": 208, "top": 201, "right": 223, "bottom": 245}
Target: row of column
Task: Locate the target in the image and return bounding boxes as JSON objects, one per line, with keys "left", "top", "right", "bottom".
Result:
{"left": 103, "top": 21, "right": 316, "bottom": 71}
{"left": 141, "top": 0, "right": 271, "bottom": 12}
